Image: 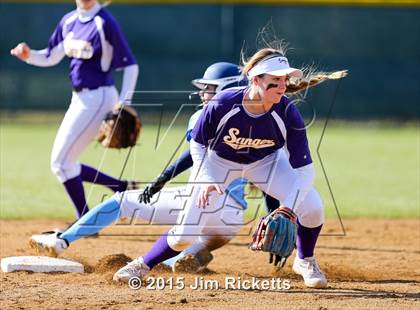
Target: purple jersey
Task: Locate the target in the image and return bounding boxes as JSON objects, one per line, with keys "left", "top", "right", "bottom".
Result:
{"left": 192, "top": 87, "right": 312, "bottom": 168}
{"left": 46, "top": 5, "right": 136, "bottom": 89}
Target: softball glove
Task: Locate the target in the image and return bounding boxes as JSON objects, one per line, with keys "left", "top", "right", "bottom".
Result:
{"left": 97, "top": 104, "right": 141, "bottom": 149}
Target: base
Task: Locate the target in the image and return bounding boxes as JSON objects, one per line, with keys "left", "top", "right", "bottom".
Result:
{"left": 1, "top": 256, "right": 84, "bottom": 273}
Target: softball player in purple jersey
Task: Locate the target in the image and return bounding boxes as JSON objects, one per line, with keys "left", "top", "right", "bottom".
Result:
{"left": 10, "top": 0, "right": 139, "bottom": 219}
{"left": 109, "top": 48, "right": 328, "bottom": 288}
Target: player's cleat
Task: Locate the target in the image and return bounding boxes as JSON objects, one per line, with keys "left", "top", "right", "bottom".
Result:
{"left": 126, "top": 180, "right": 139, "bottom": 191}
{"left": 172, "top": 249, "right": 214, "bottom": 273}
{"left": 292, "top": 256, "right": 327, "bottom": 288}
{"left": 112, "top": 256, "right": 150, "bottom": 283}
{"left": 29, "top": 232, "right": 69, "bottom": 257}
{"left": 172, "top": 254, "right": 200, "bottom": 273}
{"left": 195, "top": 249, "right": 214, "bottom": 272}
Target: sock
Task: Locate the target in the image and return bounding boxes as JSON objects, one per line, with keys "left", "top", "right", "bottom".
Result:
{"left": 60, "top": 197, "right": 121, "bottom": 243}
{"left": 80, "top": 164, "right": 127, "bottom": 192}
{"left": 143, "top": 234, "right": 181, "bottom": 269}
{"left": 296, "top": 221, "right": 323, "bottom": 259}
{"left": 63, "top": 175, "right": 89, "bottom": 218}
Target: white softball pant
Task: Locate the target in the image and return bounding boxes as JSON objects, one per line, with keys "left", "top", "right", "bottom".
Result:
{"left": 50, "top": 86, "right": 118, "bottom": 182}
{"left": 114, "top": 186, "right": 244, "bottom": 249}
{"left": 167, "top": 149, "right": 324, "bottom": 251}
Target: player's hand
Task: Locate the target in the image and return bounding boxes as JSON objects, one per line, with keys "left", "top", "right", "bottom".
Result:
{"left": 197, "top": 184, "right": 223, "bottom": 208}
{"left": 112, "top": 102, "right": 124, "bottom": 113}
{"left": 138, "top": 185, "right": 153, "bottom": 204}
{"left": 138, "top": 173, "right": 170, "bottom": 204}
{"left": 10, "top": 42, "right": 31, "bottom": 61}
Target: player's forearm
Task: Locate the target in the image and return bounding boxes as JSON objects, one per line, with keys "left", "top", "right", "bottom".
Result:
{"left": 190, "top": 139, "right": 214, "bottom": 182}
{"left": 162, "top": 150, "right": 193, "bottom": 180}
{"left": 119, "top": 64, "right": 139, "bottom": 104}
{"left": 282, "top": 163, "right": 315, "bottom": 212}
{"left": 190, "top": 139, "right": 206, "bottom": 163}
{"left": 26, "top": 46, "right": 64, "bottom": 67}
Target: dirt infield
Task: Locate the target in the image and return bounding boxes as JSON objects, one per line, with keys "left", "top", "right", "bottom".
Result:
{"left": 1, "top": 219, "right": 419, "bottom": 309}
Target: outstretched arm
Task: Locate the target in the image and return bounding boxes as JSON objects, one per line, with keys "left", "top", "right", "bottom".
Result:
{"left": 10, "top": 42, "right": 31, "bottom": 61}
{"left": 11, "top": 42, "right": 65, "bottom": 67}
{"left": 11, "top": 17, "right": 66, "bottom": 67}
{"left": 162, "top": 149, "right": 194, "bottom": 180}
{"left": 138, "top": 149, "right": 193, "bottom": 203}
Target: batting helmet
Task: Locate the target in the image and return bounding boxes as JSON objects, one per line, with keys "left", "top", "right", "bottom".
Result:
{"left": 192, "top": 62, "right": 248, "bottom": 93}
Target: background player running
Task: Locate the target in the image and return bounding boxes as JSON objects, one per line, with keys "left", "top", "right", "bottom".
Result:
{"left": 10, "top": 0, "right": 139, "bottom": 219}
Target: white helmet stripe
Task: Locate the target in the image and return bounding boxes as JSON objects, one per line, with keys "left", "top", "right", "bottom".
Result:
{"left": 192, "top": 75, "right": 246, "bottom": 91}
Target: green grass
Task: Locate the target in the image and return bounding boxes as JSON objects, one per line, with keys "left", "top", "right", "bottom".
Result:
{"left": 307, "top": 123, "right": 419, "bottom": 219}
{"left": 0, "top": 116, "right": 419, "bottom": 220}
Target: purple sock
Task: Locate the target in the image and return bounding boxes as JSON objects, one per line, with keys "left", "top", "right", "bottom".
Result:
{"left": 80, "top": 164, "right": 127, "bottom": 192}
{"left": 296, "top": 221, "right": 323, "bottom": 259}
{"left": 63, "top": 175, "right": 89, "bottom": 218}
{"left": 143, "top": 233, "right": 181, "bottom": 269}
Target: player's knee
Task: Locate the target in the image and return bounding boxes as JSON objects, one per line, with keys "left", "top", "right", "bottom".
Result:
{"left": 299, "top": 196, "right": 324, "bottom": 228}
{"left": 50, "top": 163, "right": 66, "bottom": 182}
{"left": 205, "top": 236, "right": 231, "bottom": 251}
{"left": 111, "top": 192, "right": 127, "bottom": 219}
{"left": 50, "top": 160, "right": 81, "bottom": 183}
{"left": 112, "top": 191, "right": 123, "bottom": 202}
{"left": 167, "top": 232, "right": 196, "bottom": 252}
{"left": 310, "top": 201, "right": 324, "bottom": 226}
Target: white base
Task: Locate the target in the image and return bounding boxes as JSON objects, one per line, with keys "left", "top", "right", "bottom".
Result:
{"left": 1, "top": 256, "right": 84, "bottom": 273}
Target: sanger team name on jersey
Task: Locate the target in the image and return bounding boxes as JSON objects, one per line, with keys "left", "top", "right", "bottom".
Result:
{"left": 64, "top": 32, "right": 94, "bottom": 59}
{"left": 223, "top": 128, "right": 275, "bottom": 150}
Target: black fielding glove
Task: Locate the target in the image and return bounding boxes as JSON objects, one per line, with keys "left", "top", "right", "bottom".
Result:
{"left": 138, "top": 173, "right": 171, "bottom": 204}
